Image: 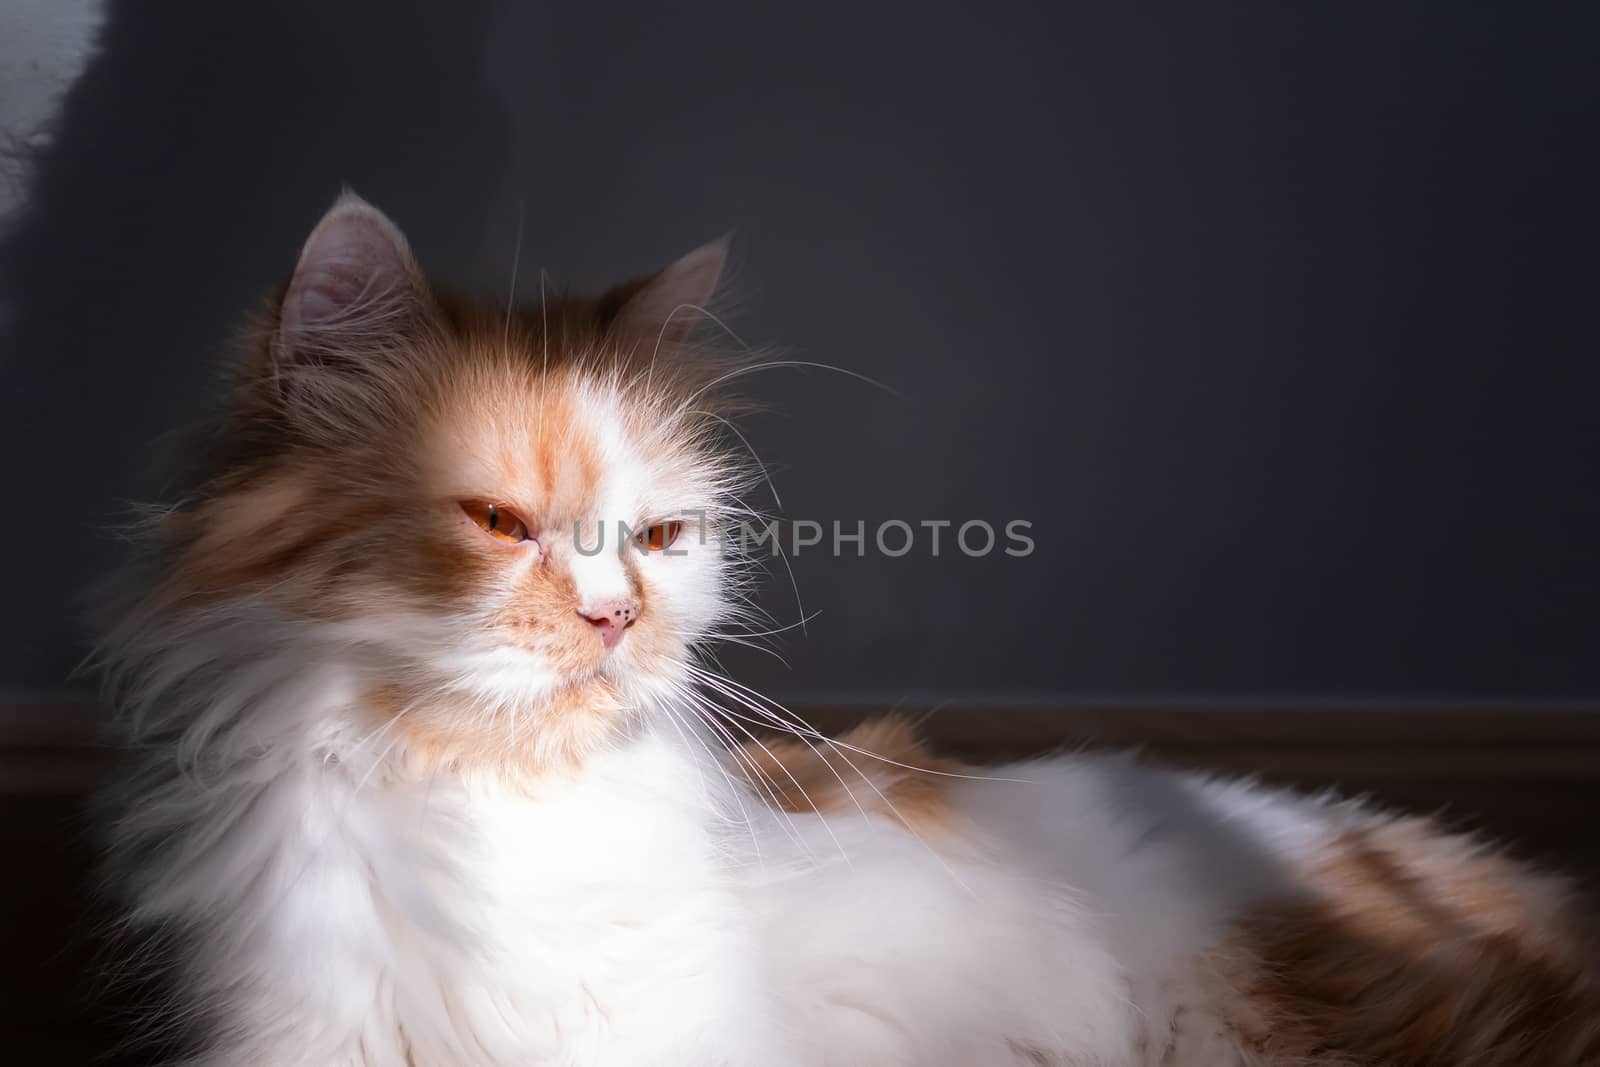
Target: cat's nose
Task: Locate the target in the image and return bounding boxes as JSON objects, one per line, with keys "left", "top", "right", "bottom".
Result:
{"left": 579, "top": 597, "right": 640, "bottom": 649}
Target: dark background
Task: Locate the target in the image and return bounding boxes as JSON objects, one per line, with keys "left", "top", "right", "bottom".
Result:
{"left": 3, "top": 1, "right": 1598, "bottom": 708}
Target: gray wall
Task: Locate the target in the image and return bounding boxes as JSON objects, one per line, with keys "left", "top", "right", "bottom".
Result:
{"left": 3, "top": 1, "right": 1597, "bottom": 706}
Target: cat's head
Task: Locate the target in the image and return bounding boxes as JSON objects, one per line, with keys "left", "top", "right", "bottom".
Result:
{"left": 132, "top": 194, "right": 758, "bottom": 775}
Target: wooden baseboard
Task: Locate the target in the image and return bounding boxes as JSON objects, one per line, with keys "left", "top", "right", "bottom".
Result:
{"left": 8, "top": 696, "right": 1599, "bottom": 779}
{"left": 6, "top": 697, "right": 1599, "bottom": 804}
{"left": 7, "top": 696, "right": 1597, "bottom": 863}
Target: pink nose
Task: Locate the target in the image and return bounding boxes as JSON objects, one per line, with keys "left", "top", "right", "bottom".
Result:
{"left": 580, "top": 598, "right": 639, "bottom": 649}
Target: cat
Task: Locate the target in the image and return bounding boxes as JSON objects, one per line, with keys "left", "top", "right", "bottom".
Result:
{"left": 100, "top": 193, "right": 1600, "bottom": 1066}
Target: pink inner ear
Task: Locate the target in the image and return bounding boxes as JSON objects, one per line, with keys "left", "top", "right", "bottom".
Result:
{"left": 294, "top": 250, "right": 387, "bottom": 324}
{"left": 613, "top": 237, "right": 730, "bottom": 347}
{"left": 278, "top": 196, "right": 421, "bottom": 356}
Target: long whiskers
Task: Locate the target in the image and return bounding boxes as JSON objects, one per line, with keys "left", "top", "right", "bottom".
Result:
{"left": 503, "top": 199, "right": 525, "bottom": 346}
{"left": 687, "top": 664, "right": 1031, "bottom": 785}
{"left": 670, "top": 692, "right": 819, "bottom": 864}
{"left": 665, "top": 680, "right": 843, "bottom": 866}
{"left": 536, "top": 267, "right": 550, "bottom": 444}
{"left": 645, "top": 301, "right": 749, "bottom": 399}
{"left": 650, "top": 692, "right": 765, "bottom": 863}
{"left": 690, "top": 676, "right": 976, "bottom": 895}
{"left": 682, "top": 359, "right": 903, "bottom": 411}
{"left": 691, "top": 409, "right": 782, "bottom": 510}
{"left": 683, "top": 669, "right": 877, "bottom": 834}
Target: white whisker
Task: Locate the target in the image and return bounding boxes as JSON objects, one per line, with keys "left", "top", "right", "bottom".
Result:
{"left": 688, "top": 665, "right": 1031, "bottom": 785}
{"left": 669, "top": 689, "right": 817, "bottom": 862}
{"left": 504, "top": 199, "right": 525, "bottom": 346}
{"left": 683, "top": 359, "right": 903, "bottom": 410}
{"left": 671, "top": 685, "right": 842, "bottom": 865}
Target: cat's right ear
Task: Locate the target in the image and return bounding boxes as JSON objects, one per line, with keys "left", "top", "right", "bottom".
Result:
{"left": 272, "top": 193, "right": 429, "bottom": 389}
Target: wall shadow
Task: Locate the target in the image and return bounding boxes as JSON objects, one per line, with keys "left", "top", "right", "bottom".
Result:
{"left": 0, "top": 0, "right": 509, "bottom": 689}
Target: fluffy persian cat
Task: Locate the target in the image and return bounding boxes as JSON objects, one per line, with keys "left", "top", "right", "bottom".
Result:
{"left": 101, "top": 195, "right": 1598, "bottom": 1066}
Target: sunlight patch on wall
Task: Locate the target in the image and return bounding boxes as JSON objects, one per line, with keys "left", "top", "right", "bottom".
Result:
{"left": 0, "top": 0, "right": 104, "bottom": 220}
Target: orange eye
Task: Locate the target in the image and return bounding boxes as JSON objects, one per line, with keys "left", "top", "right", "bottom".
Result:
{"left": 460, "top": 501, "right": 530, "bottom": 544}
{"left": 637, "top": 520, "right": 683, "bottom": 552}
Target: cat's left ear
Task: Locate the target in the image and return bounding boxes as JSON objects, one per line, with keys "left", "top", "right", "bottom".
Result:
{"left": 605, "top": 237, "right": 730, "bottom": 350}
{"left": 273, "top": 192, "right": 430, "bottom": 380}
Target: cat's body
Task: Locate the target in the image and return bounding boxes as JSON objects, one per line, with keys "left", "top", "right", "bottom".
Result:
{"left": 116, "top": 708, "right": 1239, "bottom": 1066}
{"left": 103, "top": 195, "right": 1599, "bottom": 1066}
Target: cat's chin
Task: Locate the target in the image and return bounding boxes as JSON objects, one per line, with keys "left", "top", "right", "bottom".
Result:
{"left": 359, "top": 670, "right": 627, "bottom": 780}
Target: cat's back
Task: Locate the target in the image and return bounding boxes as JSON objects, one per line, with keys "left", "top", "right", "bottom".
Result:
{"left": 743, "top": 723, "right": 1600, "bottom": 1065}
{"left": 745, "top": 746, "right": 1272, "bottom": 1064}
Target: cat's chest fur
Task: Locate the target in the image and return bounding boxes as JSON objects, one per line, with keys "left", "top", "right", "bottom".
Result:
{"left": 276, "top": 731, "right": 785, "bottom": 1066}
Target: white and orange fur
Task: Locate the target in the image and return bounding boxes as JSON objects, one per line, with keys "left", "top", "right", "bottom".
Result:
{"left": 100, "top": 194, "right": 1600, "bottom": 1066}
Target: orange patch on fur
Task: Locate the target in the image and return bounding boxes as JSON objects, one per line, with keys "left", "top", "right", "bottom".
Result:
{"left": 364, "top": 679, "right": 620, "bottom": 783}
{"left": 1218, "top": 816, "right": 1600, "bottom": 1066}
{"left": 135, "top": 236, "right": 750, "bottom": 788}
{"left": 738, "top": 715, "right": 967, "bottom": 839}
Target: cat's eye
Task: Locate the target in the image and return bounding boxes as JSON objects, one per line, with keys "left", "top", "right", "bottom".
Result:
{"left": 460, "top": 501, "right": 530, "bottom": 544}
{"left": 636, "top": 521, "right": 683, "bottom": 552}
